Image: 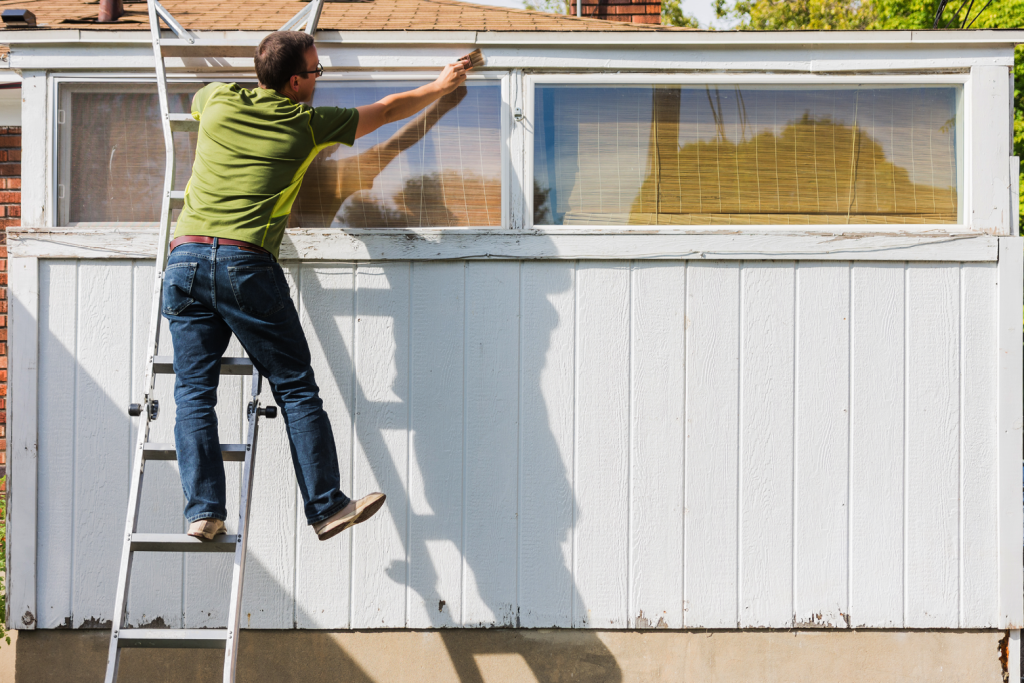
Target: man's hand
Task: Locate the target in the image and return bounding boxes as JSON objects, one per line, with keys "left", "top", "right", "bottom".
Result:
{"left": 434, "top": 60, "right": 469, "bottom": 96}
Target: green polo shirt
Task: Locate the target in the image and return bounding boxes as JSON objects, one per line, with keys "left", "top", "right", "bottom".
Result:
{"left": 174, "top": 82, "right": 359, "bottom": 258}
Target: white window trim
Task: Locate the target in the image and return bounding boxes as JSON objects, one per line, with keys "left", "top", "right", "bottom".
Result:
{"left": 523, "top": 72, "right": 976, "bottom": 234}
{"left": 46, "top": 69, "right": 1006, "bottom": 237}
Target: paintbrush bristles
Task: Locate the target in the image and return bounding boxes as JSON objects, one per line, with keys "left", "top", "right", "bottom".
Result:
{"left": 463, "top": 48, "right": 485, "bottom": 69}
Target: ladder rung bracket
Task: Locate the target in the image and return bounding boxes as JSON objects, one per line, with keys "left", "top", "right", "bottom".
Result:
{"left": 130, "top": 533, "right": 238, "bottom": 553}
{"left": 168, "top": 190, "right": 185, "bottom": 209}
{"left": 116, "top": 628, "right": 228, "bottom": 649}
{"left": 153, "top": 356, "right": 254, "bottom": 375}
{"left": 168, "top": 113, "right": 199, "bottom": 132}
{"left": 143, "top": 443, "right": 248, "bottom": 461}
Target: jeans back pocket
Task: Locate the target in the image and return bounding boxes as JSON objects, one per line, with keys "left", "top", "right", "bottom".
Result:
{"left": 162, "top": 262, "right": 199, "bottom": 316}
{"left": 227, "top": 264, "right": 285, "bottom": 318}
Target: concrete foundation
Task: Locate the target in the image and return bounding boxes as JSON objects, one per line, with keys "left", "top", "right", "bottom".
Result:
{"left": 0, "top": 628, "right": 1007, "bottom": 683}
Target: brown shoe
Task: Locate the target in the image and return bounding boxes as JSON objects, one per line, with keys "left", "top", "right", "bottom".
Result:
{"left": 313, "top": 493, "right": 386, "bottom": 541}
{"left": 187, "top": 518, "right": 226, "bottom": 540}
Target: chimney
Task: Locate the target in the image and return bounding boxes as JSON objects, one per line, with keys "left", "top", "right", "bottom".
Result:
{"left": 569, "top": 0, "right": 662, "bottom": 24}
{"left": 98, "top": 0, "right": 124, "bottom": 23}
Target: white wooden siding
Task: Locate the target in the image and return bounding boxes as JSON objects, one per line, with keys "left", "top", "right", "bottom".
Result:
{"left": 33, "top": 258, "right": 1003, "bottom": 630}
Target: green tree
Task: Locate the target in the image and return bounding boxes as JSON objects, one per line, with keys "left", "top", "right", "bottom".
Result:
{"left": 662, "top": 0, "right": 701, "bottom": 27}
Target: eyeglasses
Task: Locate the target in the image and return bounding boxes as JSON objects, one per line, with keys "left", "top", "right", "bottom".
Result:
{"left": 296, "top": 63, "right": 324, "bottom": 78}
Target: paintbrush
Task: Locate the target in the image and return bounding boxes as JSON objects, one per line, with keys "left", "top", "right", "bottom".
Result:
{"left": 460, "top": 48, "right": 485, "bottom": 69}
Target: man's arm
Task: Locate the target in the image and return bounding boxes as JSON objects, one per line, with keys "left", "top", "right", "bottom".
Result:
{"left": 354, "top": 60, "right": 469, "bottom": 140}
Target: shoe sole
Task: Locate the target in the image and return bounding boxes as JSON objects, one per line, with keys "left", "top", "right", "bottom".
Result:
{"left": 316, "top": 493, "right": 386, "bottom": 541}
{"left": 187, "top": 522, "right": 226, "bottom": 541}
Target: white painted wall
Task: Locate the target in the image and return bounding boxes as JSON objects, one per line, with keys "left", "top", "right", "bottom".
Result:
{"left": 30, "top": 257, "right": 1010, "bottom": 630}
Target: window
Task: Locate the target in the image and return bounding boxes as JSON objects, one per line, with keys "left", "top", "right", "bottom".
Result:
{"left": 58, "top": 83, "right": 201, "bottom": 225}
{"left": 532, "top": 84, "right": 963, "bottom": 227}
{"left": 293, "top": 81, "right": 502, "bottom": 228}
{"left": 56, "top": 79, "right": 502, "bottom": 228}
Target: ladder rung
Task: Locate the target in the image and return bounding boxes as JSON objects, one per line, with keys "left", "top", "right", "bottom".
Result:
{"left": 168, "top": 190, "right": 186, "bottom": 209}
{"left": 130, "top": 533, "right": 238, "bottom": 553}
{"left": 168, "top": 113, "right": 199, "bottom": 132}
{"left": 143, "top": 443, "right": 248, "bottom": 461}
{"left": 116, "top": 628, "right": 228, "bottom": 649}
{"left": 153, "top": 356, "right": 254, "bottom": 376}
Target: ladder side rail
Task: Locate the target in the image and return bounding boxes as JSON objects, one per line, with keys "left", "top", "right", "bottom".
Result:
{"left": 304, "top": 0, "right": 326, "bottom": 34}
{"left": 154, "top": 1, "right": 194, "bottom": 43}
{"left": 279, "top": 3, "right": 312, "bottom": 32}
{"left": 223, "top": 370, "right": 264, "bottom": 683}
{"left": 103, "top": 415, "right": 154, "bottom": 683}
{"left": 141, "top": 0, "right": 179, "bottom": 412}
{"left": 105, "top": 5, "right": 182, "bottom": 681}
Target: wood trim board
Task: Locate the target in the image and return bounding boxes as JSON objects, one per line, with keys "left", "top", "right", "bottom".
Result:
{"left": 8, "top": 257, "right": 39, "bottom": 630}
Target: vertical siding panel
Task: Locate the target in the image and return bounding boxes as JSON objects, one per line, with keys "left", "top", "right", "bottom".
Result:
{"left": 128, "top": 262, "right": 183, "bottom": 628}
{"left": 184, "top": 329, "right": 243, "bottom": 629}
{"left": 407, "top": 262, "right": 464, "bottom": 628}
{"left": 574, "top": 262, "right": 630, "bottom": 628}
{"left": 630, "top": 262, "right": 685, "bottom": 629}
{"left": 739, "top": 262, "right": 795, "bottom": 628}
{"left": 794, "top": 263, "right": 850, "bottom": 628}
{"left": 293, "top": 265, "right": 356, "bottom": 629}
{"left": 241, "top": 266, "right": 300, "bottom": 628}
{"left": 850, "top": 263, "right": 905, "bottom": 627}
{"left": 351, "top": 263, "right": 410, "bottom": 628}
{"left": 72, "top": 261, "right": 134, "bottom": 627}
{"left": 519, "top": 262, "right": 575, "bottom": 628}
{"left": 464, "top": 261, "right": 520, "bottom": 627}
{"left": 37, "top": 261, "right": 77, "bottom": 629}
{"left": 905, "top": 264, "right": 960, "bottom": 628}
{"left": 961, "top": 263, "right": 999, "bottom": 626}
{"left": 684, "top": 261, "right": 740, "bottom": 628}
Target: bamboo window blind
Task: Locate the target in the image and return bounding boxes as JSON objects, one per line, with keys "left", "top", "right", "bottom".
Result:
{"left": 60, "top": 81, "right": 502, "bottom": 228}
{"left": 533, "top": 85, "right": 962, "bottom": 226}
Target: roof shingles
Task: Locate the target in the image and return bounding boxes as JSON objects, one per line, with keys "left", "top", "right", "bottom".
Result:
{"left": 0, "top": 0, "right": 688, "bottom": 31}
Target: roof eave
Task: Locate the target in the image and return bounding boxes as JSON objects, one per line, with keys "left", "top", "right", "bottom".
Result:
{"left": 2, "top": 28, "right": 1024, "bottom": 48}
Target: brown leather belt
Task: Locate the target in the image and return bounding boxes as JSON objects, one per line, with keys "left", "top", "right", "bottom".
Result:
{"left": 169, "top": 235, "right": 273, "bottom": 258}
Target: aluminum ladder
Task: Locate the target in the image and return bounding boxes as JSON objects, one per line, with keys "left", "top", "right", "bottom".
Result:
{"left": 103, "top": 1, "right": 325, "bottom": 681}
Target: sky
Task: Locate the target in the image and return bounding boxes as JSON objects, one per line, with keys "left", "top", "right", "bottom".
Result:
{"left": 471, "top": 0, "right": 725, "bottom": 27}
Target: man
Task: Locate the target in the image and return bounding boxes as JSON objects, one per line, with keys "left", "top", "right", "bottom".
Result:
{"left": 162, "top": 31, "right": 470, "bottom": 541}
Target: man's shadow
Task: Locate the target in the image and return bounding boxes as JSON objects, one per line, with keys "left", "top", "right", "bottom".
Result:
{"left": 285, "top": 88, "right": 623, "bottom": 682}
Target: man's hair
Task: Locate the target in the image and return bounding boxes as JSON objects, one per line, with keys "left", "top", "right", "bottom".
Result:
{"left": 254, "top": 31, "right": 315, "bottom": 91}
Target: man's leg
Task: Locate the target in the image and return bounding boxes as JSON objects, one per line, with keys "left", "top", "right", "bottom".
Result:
{"left": 163, "top": 248, "right": 233, "bottom": 524}
{"left": 214, "top": 248, "right": 351, "bottom": 525}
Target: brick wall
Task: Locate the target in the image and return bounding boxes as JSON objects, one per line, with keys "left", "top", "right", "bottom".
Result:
{"left": 568, "top": 0, "right": 662, "bottom": 24}
{"left": 0, "top": 126, "right": 18, "bottom": 491}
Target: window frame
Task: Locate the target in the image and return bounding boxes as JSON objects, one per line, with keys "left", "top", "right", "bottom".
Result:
{"left": 523, "top": 72, "right": 972, "bottom": 233}
{"left": 50, "top": 70, "right": 511, "bottom": 230}
{"left": 48, "top": 70, "right": 982, "bottom": 235}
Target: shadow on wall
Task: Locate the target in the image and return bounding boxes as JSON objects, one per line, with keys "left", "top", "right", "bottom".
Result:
{"left": 24, "top": 93, "right": 623, "bottom": 683}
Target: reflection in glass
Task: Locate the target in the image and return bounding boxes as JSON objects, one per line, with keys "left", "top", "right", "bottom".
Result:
{"left": 293, "top": 81, "right": 502, "bottom": 228}
{"left": 534, "top": 85, "right": 961, "bottom": 226}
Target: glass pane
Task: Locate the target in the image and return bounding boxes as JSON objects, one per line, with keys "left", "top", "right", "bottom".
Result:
{"left": 533, "top": 85, "right": 962, "bottom": 226}
{"left": 63, "top": 84, "right": 200, "bottom": 224}
{"left": 59, "top": 80, "right": 501, "bottom": 228}
{"left": 292, "top": 81, "right": 501, "bottom": 228}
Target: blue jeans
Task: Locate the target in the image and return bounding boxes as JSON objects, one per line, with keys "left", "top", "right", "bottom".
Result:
{"left": 161, "top": 240, "right": 351, "bottom": 525}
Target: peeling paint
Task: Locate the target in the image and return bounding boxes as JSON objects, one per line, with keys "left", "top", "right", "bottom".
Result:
{"left": 438, "top": 600, "right": 446, "bottom": 613}
{"left": 56, "top": 616, "right": 72, "bottom": 630}
{"left": 20, "top": 610, "right": 35, "bottom": 627}
{"left": 136, "top": 615, "right": 169, "bottom": 629}
{"left": 998, "top": 631, "right": 1009, "bottom": 683}
{"left": 78, "top": 616, "right": 112, "bottom": 629}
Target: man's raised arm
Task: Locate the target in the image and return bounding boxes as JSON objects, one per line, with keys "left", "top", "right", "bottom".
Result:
{"left": 354, "top": 59, "right": 470, "bottom": 140}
